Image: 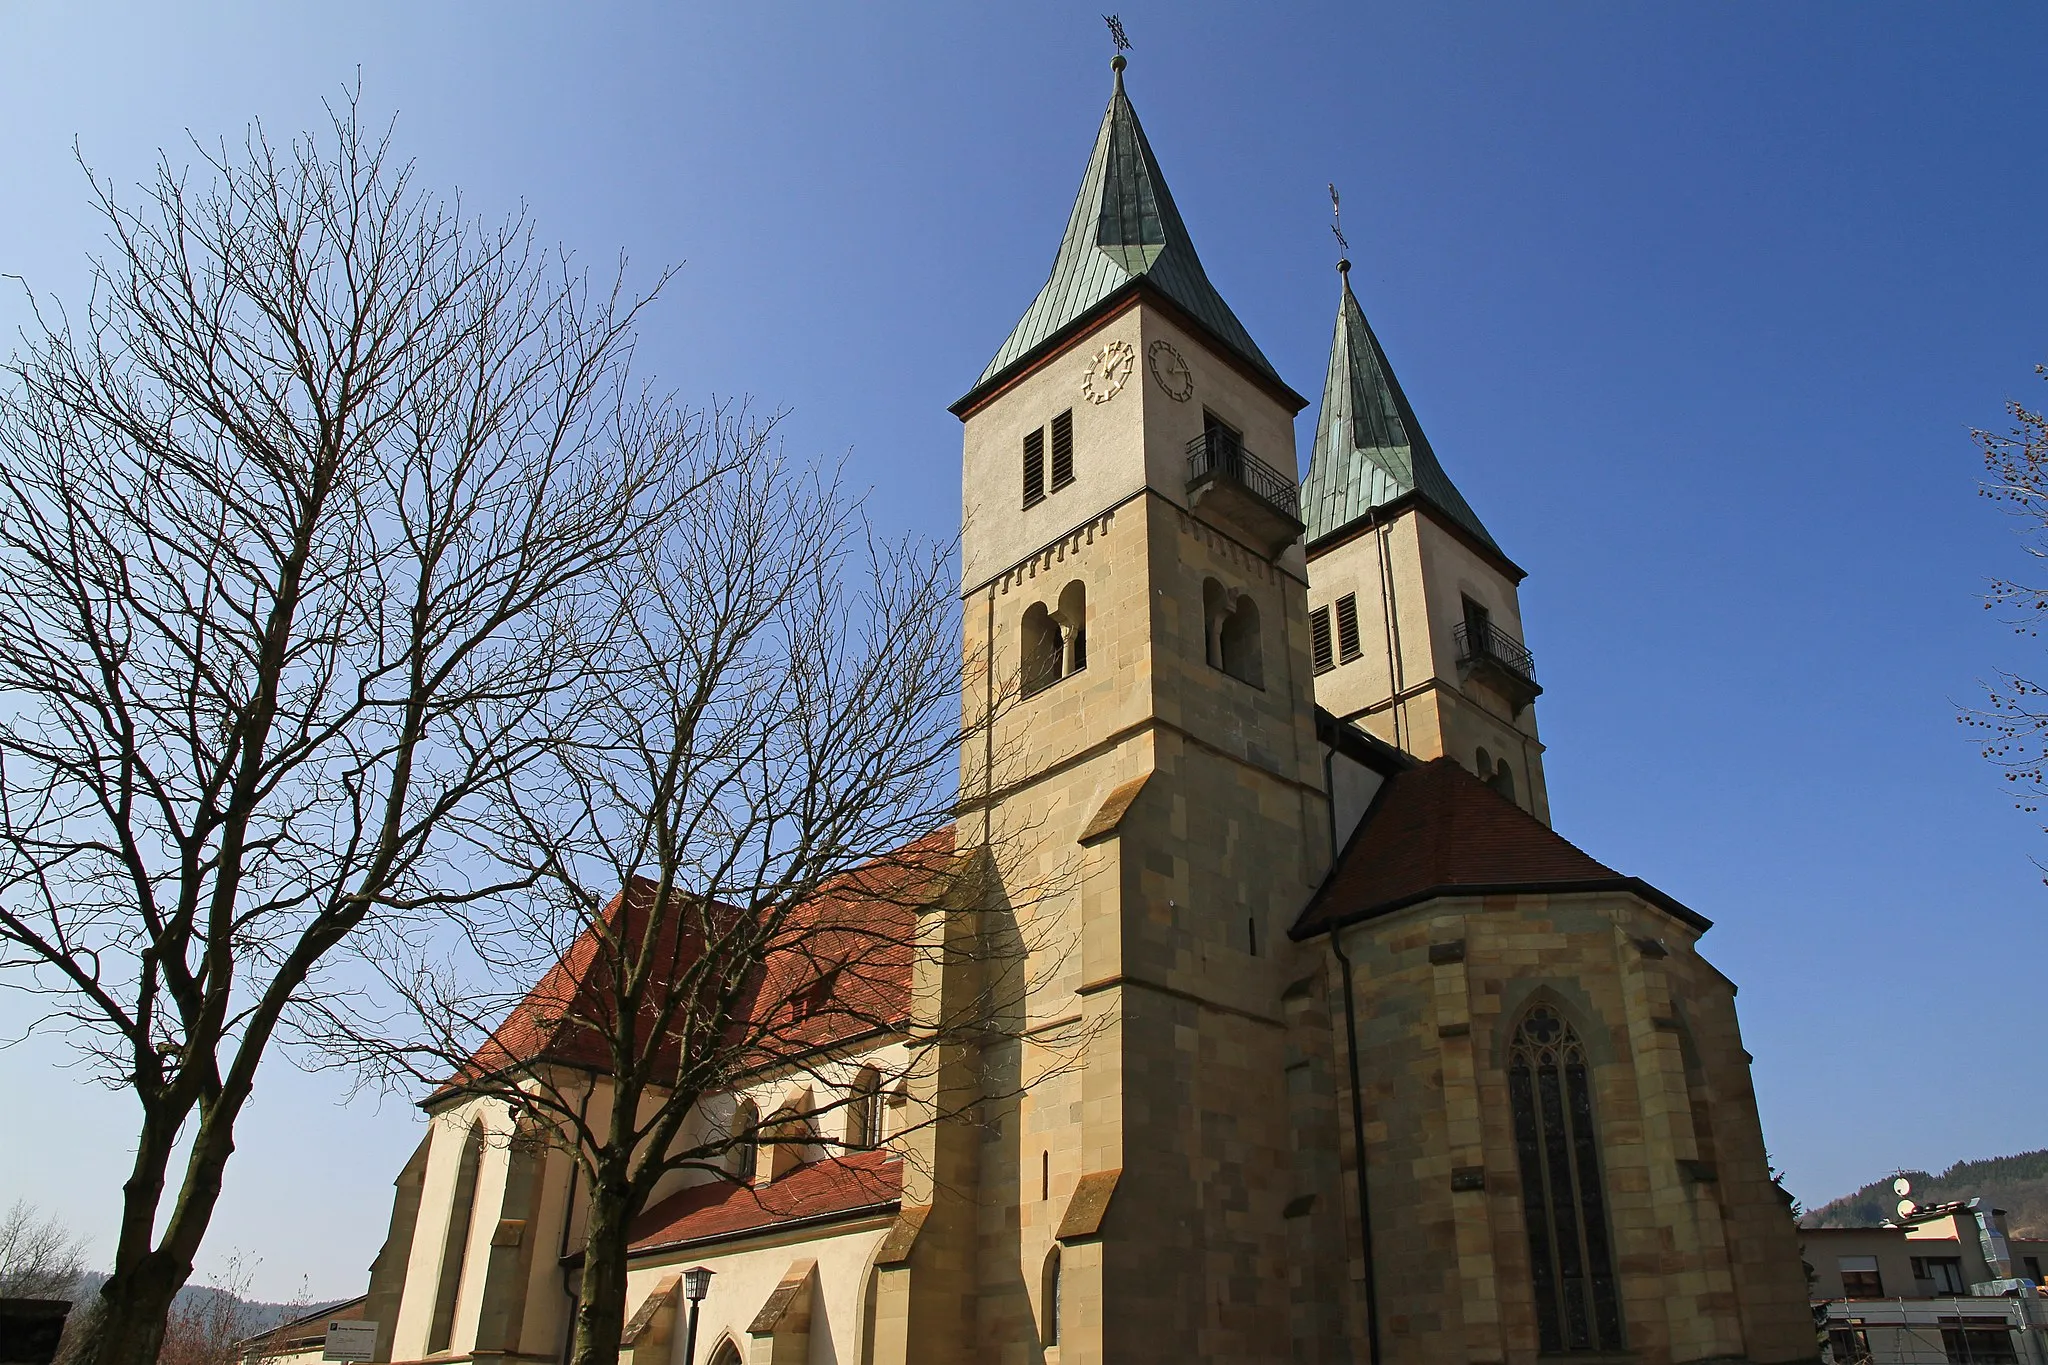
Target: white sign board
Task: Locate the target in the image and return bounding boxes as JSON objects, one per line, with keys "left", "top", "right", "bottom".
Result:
{"left": 323, "top": 1321, "right": 377, "bottom": 1363}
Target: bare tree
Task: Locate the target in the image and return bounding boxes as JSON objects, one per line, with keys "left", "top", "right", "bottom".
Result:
{"left": 321, "top": 442, "right": 1081, "bottom": 1365}
{"left": 0, "top": 92, "right": 708, "bottom": 1365}
{"left": 1972, "top": 366, "right": 2048, "bottom": 845}
{"left": 0, "top": 1201, "right": 88, "bottom": 1299}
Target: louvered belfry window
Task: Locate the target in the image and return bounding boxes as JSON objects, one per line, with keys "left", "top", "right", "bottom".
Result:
{"left": 1508, "top": 1003, "right": 1624, "bottom": 1354}
{"left": 1023, "top": 427, "right": 1046, "bottom": 507}
{"left": 1335, "top": 594, "right": 1362, "bottom": 662}
{"left": 1310, "top": 607, "right": 1334, "bottom": 673}
{"left": 1050, "top": 410, "right": 1075, "bottom": 490}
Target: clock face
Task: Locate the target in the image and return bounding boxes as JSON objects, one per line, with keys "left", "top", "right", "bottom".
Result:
{"left": 1083, "top": 340, "right": 1136, "bottom": 404}
{"left": 1148, "top": 339, "right": 1194, "bottom": 402}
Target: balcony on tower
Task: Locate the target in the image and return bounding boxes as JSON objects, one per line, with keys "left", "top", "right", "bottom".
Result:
{"left": 1184, "top": 418, "right": 1303, "bottom": 556}
{"left": 1454, "top": 600, "right": 1541, "bottom": 715}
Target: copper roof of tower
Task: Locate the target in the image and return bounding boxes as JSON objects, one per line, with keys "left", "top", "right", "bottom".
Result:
{"left": 1301, "top": 269, "right": 1498, "bottom": 552}
{"left": 959, "top": 62, "right": 1291, "bottom": 410}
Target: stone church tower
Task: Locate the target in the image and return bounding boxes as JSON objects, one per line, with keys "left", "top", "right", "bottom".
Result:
{"left": 937, "top": 51, "right": 1339, "bottom": 1365}
{"left": 347, "top": 54, "right": 1818, "bottom": 1365}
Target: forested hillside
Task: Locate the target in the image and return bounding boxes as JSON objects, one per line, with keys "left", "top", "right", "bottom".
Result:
{"left": 1801, "top": 1150, "right": 2048, "bottom": 1237}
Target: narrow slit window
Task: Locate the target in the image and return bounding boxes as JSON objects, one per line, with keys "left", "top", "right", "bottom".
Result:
{"left": 1335, "top": 594, "right": 1362, "bottom": 661}
{"left": 1310, "top": 606, "right": 1334, "bottom": 673}
{"left": 1050, "top": 410, "right": 1074, "bottom": 489}
{"left": 1041, "top": 1151, "right": 1050, "bottom": 1202}
{"left": 1247, "top": 916, "right": 1258, "bottom": 956}
{"left": 1023, "top": 427, "right": 1046, "bottom": 508}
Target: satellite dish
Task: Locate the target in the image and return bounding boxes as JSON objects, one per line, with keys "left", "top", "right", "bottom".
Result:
{"left": 1893, "top": 1177, "right": 1913, "bottom": 1198}
{"left": 1897, "top": 1198, "right": 1917, "bottom": 1219}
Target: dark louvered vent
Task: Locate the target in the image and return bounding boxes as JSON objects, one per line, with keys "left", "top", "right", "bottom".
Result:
{"left": 1335, "top": 594, "right": 1361, "bottom": 662}
{"left": 1310, "top": 606, "right": 1334, "bottom": 673}
{"left": 1050, "top": 410, "right": 1074, "bottom": 490}
{"left": 1023, "top": 427, "right": 1046, "bottom": 508}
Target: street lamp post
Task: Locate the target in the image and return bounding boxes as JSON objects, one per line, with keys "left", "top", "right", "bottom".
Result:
{"left": 681, "top": 1266, "right": 714, "bottom": 1365}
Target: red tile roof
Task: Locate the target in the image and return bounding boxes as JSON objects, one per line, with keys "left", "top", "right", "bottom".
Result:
{"left": 1291, "top": 758, "right": 1708, "bottom": 936}
{"left": 625, "top": 1150, "right": 902, "bottom": 1255}
{"left": 438, "top": 827, "right": 957, "bottom": 1098}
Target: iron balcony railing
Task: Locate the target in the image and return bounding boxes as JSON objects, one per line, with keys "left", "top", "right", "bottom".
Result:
{"left": 1185, "top": 428, "right": 1299, "bottom": 520}
{"left": 1455, "top": 619, "right": 1537, "bottom": 686}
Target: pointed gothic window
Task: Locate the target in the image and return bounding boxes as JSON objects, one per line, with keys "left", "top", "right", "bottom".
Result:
{"left": 1041, "top": 1245, "right": 1062, "bottom": 1346}
{"left": 1509, "top": 1004, "right": 1623, "bottom": 1354}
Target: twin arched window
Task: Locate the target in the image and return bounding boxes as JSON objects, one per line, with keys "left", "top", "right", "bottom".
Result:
{"left": 1022, "top": 582, "right": 1087, "bottom": 697}
{"left": 1476, "top": 747, "right": 1516, "bottom": 803}
{"left": 1508, "top": 1004, "right": 1623, "bottom": 1353}
{"left": 1203, "top": 578, "right": 1262, "bottom": 687}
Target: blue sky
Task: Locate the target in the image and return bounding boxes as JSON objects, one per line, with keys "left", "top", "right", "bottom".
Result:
{"left": 3, "top": 3, "right": 2046, "bottom": 1299}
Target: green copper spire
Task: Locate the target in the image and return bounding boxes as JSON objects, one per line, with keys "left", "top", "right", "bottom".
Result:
{"left": 1301, "top": 265, "right": 1499, "bottom": 552}
{"left": 965, "top": 60, "right": 1285, "bottom": 401}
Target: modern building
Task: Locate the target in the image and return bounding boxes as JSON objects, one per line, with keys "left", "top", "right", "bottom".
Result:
{"left": 351, "top": 54, "right": 1816, "bottom": 1365}
{"left": 1805, "top": 1202, "right": 2048, "bottom": 1365}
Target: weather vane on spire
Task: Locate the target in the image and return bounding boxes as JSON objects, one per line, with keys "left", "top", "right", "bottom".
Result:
{"left": 1329, "top": 182, "right": 1351, "bottom": 273}
{"left": 1105, "top": 13, "right": 1131, "bottom": 61}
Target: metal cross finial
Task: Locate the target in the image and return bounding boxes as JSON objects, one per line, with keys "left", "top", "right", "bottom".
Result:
{"left": 1104, "top": 14, "right": 1131, "bottom": 53}
{"left": 1328, "top": 183, "right": 1351, "bottom": 272}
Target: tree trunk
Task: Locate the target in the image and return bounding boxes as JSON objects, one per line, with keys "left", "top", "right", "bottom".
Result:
{"left": 68, "top": 1253, "right": 187, "bottom": 1365}
{"left": 569, "top": 1177, "right": 638, "bottom": 1365}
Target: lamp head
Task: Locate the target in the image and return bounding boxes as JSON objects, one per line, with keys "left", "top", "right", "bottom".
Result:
{"left": 683, "top": 1266, "right": 714, "bottom": 1303}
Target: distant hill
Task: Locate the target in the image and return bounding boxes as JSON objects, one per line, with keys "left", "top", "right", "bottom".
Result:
{"left": 1800, "top": 1150, "right": 2048, "bottom": 1238}
{"left": 68, "top": 1272, "right": 350, "bottom": 1333}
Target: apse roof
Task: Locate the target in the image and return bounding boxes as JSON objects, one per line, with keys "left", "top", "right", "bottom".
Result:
{"left": 1291, "top": 758, "right": 1709, "bottom": 937}
{"left": 1300, "top": 269, "right": 1499, "bottom": 552}
{"left": 961, "top": 61, "right": 1288, "bottom": 408}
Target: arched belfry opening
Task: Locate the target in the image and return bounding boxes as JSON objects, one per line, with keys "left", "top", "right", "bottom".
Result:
{"left": 1203, "top": 578, "right": 1263, "bottom": 687}
{"left": 1507, "top": 1002, "right": 1623, "bottom": 1354}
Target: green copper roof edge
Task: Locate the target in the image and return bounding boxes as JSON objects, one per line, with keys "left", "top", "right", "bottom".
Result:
{"left": 950, "top": 277, "right": 1308, "bottom": 417}
{"left": 1302, "top": 274, "right": 1500, "bottom": 552}
{"left": 1302, "top": 491, "right": 1527, "bottom": 584}
{"left": 962, "top": 69, "right": 1289, "bottom": 411}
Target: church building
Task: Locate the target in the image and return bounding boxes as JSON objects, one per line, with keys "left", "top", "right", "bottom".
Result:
{"left": 354, "top": 57, "right": 1817, "bottom": 1365}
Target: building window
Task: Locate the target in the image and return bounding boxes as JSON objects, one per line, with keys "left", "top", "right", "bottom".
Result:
{"left": 1058, "top": 581, "right": 1087, "bottom": 675}
{"left": 1939, "top": 1321, "right": 2018, "bottom": 1365}
{"left": 2025, "top": 1256, "right": 2044, "bottom": 1284}
{"left": 1509, "top": 1003, "right": 1623, "bottom": 1354}
{"left": 1023, "top": 427, "right": 1046, "bottom": 508}
{"left": 1022, "top": 603, "right": 1062, "bottom": 697}
{"left": 1041, "top": 1246, "right": 1062, "bottom": 1346}
{"left": 1829, "top": 1328, "right": 1873, "bottom": 1365}
{"left": 1310, "top": 607, "right": 1334, "bottom": 673}
{"left": 1493, "top": 759, "right": 1516, "bottom": 803}
{"left": 1915, "top": 1256, "right": 1967, "bottom": 1295}
{"left": 730, "top": 1098, "right": 760, "bottom": 1183}
{"left": 1203, "top": 578, "right": 1263, "bottom": 687}
{"left": 1041, "top": 1151, "right": 1051, "bottom": 1203}
{"left": 846, "top": 1067, "right": 882, "bottom": 1151}
{"left": 1838, "top": 1256, "right": 1884, "bottom": 1299}
{"left": 1335, "top": 593, "right": 1361, "bottom": 662}
{"left": 1050, "top": 409, "right": 1074, "bottom": 490}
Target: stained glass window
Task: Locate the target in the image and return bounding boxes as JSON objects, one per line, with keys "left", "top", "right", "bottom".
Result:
{"left": 1509, "top": 1003, "right": 1624, "bottom": 1353}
